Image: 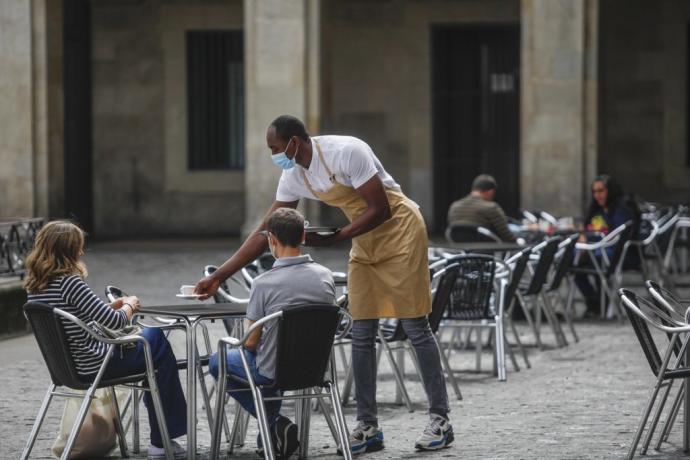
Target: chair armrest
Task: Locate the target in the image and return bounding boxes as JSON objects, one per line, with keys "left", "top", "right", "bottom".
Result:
{"left": 218, "top": 336, "right": 242, "bottom": 348}
{"left": 52, "top": 308, "right": 149, "bottom": 347}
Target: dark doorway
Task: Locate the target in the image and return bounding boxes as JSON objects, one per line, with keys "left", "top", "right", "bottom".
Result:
{"left": 63, "top": 0, "right": 93, "bottom": 233}
{"left": 431, "top": 24, "right": 520, "bottom": 232}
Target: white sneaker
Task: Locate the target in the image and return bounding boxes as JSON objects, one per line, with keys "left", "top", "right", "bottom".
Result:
{"left": 147, "top": 440, "right": 186, "bottom": 460}
{"left": 414, "top": 414, "right": 454, "bottom": 450}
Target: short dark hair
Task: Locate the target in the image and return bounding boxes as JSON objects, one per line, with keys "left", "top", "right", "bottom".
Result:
{"left": 266, "top": 208, "right": 305, "bottom": 247}
{"left": 269, "top": 115, "right": 310, "bottom": 142}
{"left": 471, "top": 174, "right": 497, "bottom": 192}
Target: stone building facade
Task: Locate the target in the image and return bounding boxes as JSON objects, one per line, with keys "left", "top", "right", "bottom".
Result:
{"left": 0, "top": 0, "right": 687, "bottom": 237}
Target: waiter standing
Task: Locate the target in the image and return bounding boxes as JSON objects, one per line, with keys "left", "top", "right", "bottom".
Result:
{"left": 195, "top": 115, "right": 452, "bottom": 454}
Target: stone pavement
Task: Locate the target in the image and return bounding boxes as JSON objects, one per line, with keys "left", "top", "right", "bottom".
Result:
{"left": 2, "top": 239, "right": 689, "bottom": 459}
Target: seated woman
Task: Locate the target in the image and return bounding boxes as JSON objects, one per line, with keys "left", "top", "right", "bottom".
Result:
{"left": 24, "top": 220, "right": 187, "bottom": 460}
{"left": 576, "top": 175, "right": 640, "bottom": 315}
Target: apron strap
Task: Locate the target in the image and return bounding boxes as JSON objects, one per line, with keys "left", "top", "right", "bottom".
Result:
{"left": 300, "top": 139, "right": 339, "bottom": 195}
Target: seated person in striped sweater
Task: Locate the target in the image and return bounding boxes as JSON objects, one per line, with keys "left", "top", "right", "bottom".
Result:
{"left": 446, "top": 174, "right": 517, "bottom": 242}
{"left": 24, "top": 221, "right": 187, "bottom": 460}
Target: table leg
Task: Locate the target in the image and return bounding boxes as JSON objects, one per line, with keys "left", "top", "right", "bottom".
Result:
{"left": 187, "top": 319, "right": 198, "bottom": 460}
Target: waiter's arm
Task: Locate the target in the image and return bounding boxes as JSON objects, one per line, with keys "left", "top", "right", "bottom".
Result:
{"left": 194, "top": 199, "right": 298, "bottom": 298}
{"left": 309, "top": 175, "right": 391, "bottom": 246}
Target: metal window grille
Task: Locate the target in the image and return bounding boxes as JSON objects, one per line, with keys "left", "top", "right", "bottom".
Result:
{"left": 186, "top": 30, "right": 244, "bottom": 170}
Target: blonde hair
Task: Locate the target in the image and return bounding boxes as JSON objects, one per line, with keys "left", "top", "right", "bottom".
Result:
{"left": 24, "top": 220, "right": 88, "bottom": 293}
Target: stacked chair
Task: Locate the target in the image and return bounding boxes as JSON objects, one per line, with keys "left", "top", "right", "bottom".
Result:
{"left": 618, "top": 287, "right": 690, "bottom": 459}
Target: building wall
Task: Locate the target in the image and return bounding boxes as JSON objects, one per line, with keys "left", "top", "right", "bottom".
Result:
{"left": 90, "top": 0, "right": 245, "bottom": 237}
{"left": 600, "top": 0, "right": 690, "bottom": 205}
{"left": 321, "top": 0, "right": 520, "bottom": 228}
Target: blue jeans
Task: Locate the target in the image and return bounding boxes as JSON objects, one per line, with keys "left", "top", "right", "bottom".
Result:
{"left": 102, "top": 328, "right": 187, "bottom": 448}
{"left": 209, "top": 349, "right": 281, "bottom": 422}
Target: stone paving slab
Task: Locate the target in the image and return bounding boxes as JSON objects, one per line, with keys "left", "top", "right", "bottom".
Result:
{"left": 2, "top": 239, "right": 690, "bottom": 459}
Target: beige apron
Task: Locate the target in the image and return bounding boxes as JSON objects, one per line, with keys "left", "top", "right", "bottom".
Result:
{"left": 300, "top": 140, "right": 431, "bottom": 320}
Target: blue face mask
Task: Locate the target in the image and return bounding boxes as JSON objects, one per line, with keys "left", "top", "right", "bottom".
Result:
{"left": 272, "top": 139, "right": 298, "bottom": 170}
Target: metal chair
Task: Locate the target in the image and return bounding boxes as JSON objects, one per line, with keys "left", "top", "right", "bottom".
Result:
{"left": 618, "top": 289, "right": 690, "bottom": 459}
{"left": 571, "top": 221, "right": 634, "bottom": 319}
{"left": 544, "top": 234, "right": 580, "bottom": 343}
{"left": 645, "top": 280, "right": 690, "bottom": 449}
{"left": 516, "top": 237, "right": 568, "bottom": 348}
{"left": 440, "top": 254, "right": 519, "bottom": 380}
{"left": 501, "top": 248, "right": 533, "bottom": 368}
{"left": 445, "top": 222, "right": 501, "bottom": 243}
{"left": 209, "top": 304, "right": 351, "bottom": 460}
{"left": 21, "top": 302, "right": 175, "bottom": 460}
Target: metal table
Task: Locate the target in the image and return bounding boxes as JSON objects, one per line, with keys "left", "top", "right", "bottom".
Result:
{"left": 138, "top": 302, "right": 247, "bottom": 460}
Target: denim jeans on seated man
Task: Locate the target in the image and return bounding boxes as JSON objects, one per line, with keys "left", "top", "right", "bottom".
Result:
{"left": 208, "top": 349, "right": 280, "bottom": 420}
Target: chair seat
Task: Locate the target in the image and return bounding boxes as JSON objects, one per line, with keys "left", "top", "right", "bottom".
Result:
{"left": 77, "top": 372, "right": 149, "bottom": 390}
{"left": 224, "top": 372, "right": 330, "bottom": 390}
{"left": 664, "top": 367, "right": 690, "bottom": 380}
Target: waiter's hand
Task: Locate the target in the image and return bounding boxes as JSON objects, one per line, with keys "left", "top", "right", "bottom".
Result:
{"left": 194, "top": 275, "right": 221, "bottom": 301}
{"left": 304, "top": 229, "right": 341, "bottom": 247}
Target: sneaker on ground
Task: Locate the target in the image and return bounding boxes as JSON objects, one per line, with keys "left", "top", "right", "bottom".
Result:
{"left": 147, "top": 440, "right": 186, "bottom": 460}
{"left": 273, "top": 415, "right": 299, "bottom": 459}
{"left": 339, "top": 420, "right": 384, "bottom": 455}
{"left": 415, "top": 414, "right": 454, "bottom": 451}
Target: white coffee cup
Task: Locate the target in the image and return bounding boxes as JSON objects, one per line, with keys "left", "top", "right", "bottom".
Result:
{"left": 180, "top": 285, "right": 196, "bottom": 296}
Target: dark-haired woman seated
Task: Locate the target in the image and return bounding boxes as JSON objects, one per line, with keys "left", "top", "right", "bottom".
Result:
{"left": 575, "top": 175, "right": 640, "bottom": 315}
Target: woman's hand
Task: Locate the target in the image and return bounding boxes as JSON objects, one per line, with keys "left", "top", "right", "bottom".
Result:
{"left": 122, "top": 296, "right": 140, "bottom": 313}
{"left": 194, "top": 275, "right": 221, "bottom": 301}
{"left": 110, "top": 298, "right": 125, "bottom": 310}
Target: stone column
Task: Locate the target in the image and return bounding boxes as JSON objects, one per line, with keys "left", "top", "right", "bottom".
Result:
{"left": 0, "top": 0, "right": 62, "bottom": 219}
{"left": 521, "top": 0, "right": 598, "bottom": 218}
{"left": 243, "top": 0, "right": 311, "bottom": 234}
{"left": 0, "top": 1, "right": 34, "bottom": 218}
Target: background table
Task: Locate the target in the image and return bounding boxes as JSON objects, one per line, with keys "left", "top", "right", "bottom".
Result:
{"left": 138, "top": 302, "right": 246, "bottom": 460}
{"left": 431, "top": 241, "right": 527, "bottom": 254}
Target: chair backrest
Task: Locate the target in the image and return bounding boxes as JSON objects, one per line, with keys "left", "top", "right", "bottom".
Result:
{"left": 445, "top": 223, "right": 500, "bottom": 243}
{"left": 274, "top": 304, "right": 340, "bottom": 391}
{"left": 503, "top": 248, "right": 532, "bottom": 308}
{"left": 204, "top": 265, "right": 250, "bottom": 303}
{"left": 105, "top": 285, "right": 127, "bottom": 301}
{"left": 428, "top": 263, "right": 460, "bottom": 333}
{"left": 605, "top": 221, "right": 635, "bottom": 275}
{"left": 547, "top": 235, "right": 578, "bottom": 291}
{"left": 523, "top": 237, "right": 561, "bottom": 295}
{"left": 23, "top": 302, "right": 91, "bottom": 390}
{"left": 619, "top": 289, "right": 673, "bottom": 377}
{"left": 646, "top": 280, "right": 687, "bottom": 325}
{"left": 444, "top": 254, "right": 496, "bottom": 320}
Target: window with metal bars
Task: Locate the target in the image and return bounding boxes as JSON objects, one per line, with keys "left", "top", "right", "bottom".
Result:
{"left": 186, "top": 30, "right": 244, "bottom": 170}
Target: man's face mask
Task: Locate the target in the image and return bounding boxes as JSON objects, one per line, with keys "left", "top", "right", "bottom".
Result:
{"left": 272, "top": 138, "right": 298, "bottom": 170}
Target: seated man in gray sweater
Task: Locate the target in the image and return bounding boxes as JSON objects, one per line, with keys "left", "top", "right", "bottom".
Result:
{"left": 209, "top": 208, "right": 336, "bottom": 459}
{"left": 446, "top": 174, "right": 517, "bottom": 242}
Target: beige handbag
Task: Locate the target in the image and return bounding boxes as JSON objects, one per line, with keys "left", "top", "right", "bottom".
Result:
{"left": 51, "top": 388, "right": 126, "bottom": 459}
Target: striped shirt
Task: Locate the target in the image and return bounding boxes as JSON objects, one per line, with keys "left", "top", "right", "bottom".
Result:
{"left": 27, "top": 275, "right": 127, "bottom": 376}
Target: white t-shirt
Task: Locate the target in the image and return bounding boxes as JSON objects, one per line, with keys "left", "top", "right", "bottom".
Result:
{"left": 276, "top": 135, "right": 401, "bottom": 202}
